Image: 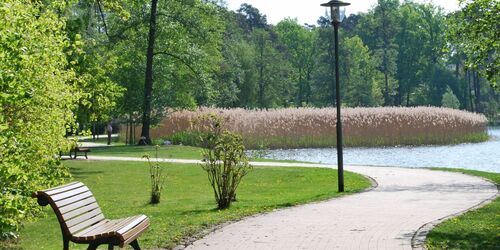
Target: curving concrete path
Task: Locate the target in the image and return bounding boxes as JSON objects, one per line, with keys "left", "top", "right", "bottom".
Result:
{"left": 82, "top": 156, "right": 497, "bottom": 249}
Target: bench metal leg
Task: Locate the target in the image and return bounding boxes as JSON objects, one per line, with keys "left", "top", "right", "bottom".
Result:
{"left": 130, "top": 239, "right": 141, "bottom": 250}
{"left": 87, "top": 242, "right": 98, "bottom": 250}
{"left": 63, "top": 238, "right": 69, "bottom": 250}
{"left": 108, "top": 244, "right": 114, "bottom": 250}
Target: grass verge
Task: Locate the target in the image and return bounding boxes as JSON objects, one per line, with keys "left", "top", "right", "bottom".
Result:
{"left": 426, "top": 168, "right": 499, "bottom": 250}
{"left": 14, "top": 160, "right": 370, "bottom": 249}
{"left": 90, "top": 145, "right": 204, "bottom": 159}
{"left": 89, "top": 145, "right": 304, "bottom": 163}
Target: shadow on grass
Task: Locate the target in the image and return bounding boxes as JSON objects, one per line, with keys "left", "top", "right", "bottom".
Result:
{"left": 69, "top": 167, "right": 104, "bottom": 178}
{"left": 180, "top": 207, "right": 221, "bottom": 216}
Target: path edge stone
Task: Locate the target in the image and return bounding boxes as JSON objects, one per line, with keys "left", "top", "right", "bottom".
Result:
{"left": 410, "top": 172, "right": 499, "bottom": 250}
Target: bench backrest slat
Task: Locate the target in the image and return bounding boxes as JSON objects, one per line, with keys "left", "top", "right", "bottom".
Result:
{"left": 33, "top": 182, "right": 106, "bottom": 237}
{"left": 45, "top": 182, "right": 84, "bottom": 196}
{"left": 55, "top": 191, "right": 93, "bottom": 207}
{"left": 51, "top": 186, "right": 90, "bottom": 201}
{"left": 62, "top": 202, "right": 100, "bottom": 221}
{"left": 59, "top": 196, "right": 97, "bottom": 214}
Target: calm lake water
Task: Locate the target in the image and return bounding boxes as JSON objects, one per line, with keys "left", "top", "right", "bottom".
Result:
{"left": 264, "top": 127, "right": 500, "bottom": 173}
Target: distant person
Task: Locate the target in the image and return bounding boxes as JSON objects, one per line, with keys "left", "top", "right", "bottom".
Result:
{"left": 107, "top": 122, "right": 113, "bottom": 145}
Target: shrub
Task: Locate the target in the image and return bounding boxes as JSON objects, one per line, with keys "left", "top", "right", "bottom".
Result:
{"left": 168, "top": 131, "right": 207, "bottom": 147}
{"left": 143, "top": 146, "right": 166, "bottom": 204}
{"left": 199, "top": 115, "right": 252, "bottom": 209}
{"left": 152, "top": 107, "right": 488, "bottom": 149}
{"left": 1, "top": 1, "right": 77, "bottom": 238}
{"left": 442, "top": 87, "right": 461, "bottom": 109}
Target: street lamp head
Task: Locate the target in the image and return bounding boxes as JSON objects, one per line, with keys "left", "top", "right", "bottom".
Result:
{"left": 321, "top": 0, "right": 350, "bottom": 24}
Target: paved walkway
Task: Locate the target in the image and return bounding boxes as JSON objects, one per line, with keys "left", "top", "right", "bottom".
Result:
{"left": 83, "top": 156, "right": 498, "bottom": 249}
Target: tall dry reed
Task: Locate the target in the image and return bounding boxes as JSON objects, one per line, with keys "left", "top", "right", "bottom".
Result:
{"left": 146, "top": 107, "right": 489, "bottom": 148}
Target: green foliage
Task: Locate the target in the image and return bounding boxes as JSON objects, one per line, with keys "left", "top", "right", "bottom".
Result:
{"left": 358, "top": 0, "right": 400, "bottom": 105}
{"left": 143, "top": 146, "right": 166, "bottom": 204}
{"left": 342, "top": 36, "right": 383, "bottom": 106}
{"left": 0, "top": 0, "right": 76, "bottom": 238}
{"left": 448, "top": 0, "right": 499, "bottom": 89}
{"left": 441, "top": 87, "right": 461, "bottom": 109}
{"left": 199, "top": 115, "right": 252, "bottom": 209}
{"left": 168, "top": 131, "right": 206, "bottom": 147}
{"left": 73, "top": 49, "right": 125, "bottom": 127}
{"left": 275, "top": 19, "right": 317, "bottom": 106}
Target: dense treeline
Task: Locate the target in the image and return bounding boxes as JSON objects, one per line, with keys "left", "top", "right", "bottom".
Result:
{"left": 52, "top": 0, "right": 499, "bottom": 143}
{"left": 79, "top": 0, "right": 496, "bottom": 143}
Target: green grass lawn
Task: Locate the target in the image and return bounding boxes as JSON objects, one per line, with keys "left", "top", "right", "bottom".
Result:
{"left": 90, "top": 145, "right": 204, "bottom": 159}
{"left": 90, "top": 145, "right": 304, "bottom": 163}
{"left": 17, "top": 160, "right": 370, "bottom": 249}
{"left": 426, "top": 168, "right": 500, "bottom": 250}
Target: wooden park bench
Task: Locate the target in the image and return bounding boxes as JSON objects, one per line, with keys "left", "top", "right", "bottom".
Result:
{"left": 59, "top": 147, "right": 91, "bottom": 159}
{"left": 71, "top": 147, "right": 91, "bottom": 159}
{"left": 32, "top": 182, "right": 150, "bottom": 250}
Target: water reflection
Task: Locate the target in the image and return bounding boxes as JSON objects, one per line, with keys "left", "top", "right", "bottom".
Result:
{"left": 264, "top": 128, "right": 500, "bottom": 173}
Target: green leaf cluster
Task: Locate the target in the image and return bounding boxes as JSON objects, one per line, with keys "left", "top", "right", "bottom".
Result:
{"left": 448, "top": 0, "right": 499, "bottom": 89}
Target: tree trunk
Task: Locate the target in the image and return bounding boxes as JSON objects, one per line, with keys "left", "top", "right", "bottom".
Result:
{"left": 467, "top": 70, "right": 474, "bottom": 112}
{"left": 298, "top": 69, "right": 303, "bottom": 107}
{"left": 384, "top": 71, "right": 390, "bottom": 106}
{"left": 125, "top": 118, "right": 129, "bottom": 145}
{"left": 258, "top": 43, "right": 265, "bottom": 108}
{"left": 474, "top": 71, "right": 481, "bottom": 112}
{"left": 395, "top": 81, "right": 403, "bottom": 106}
{"left": 140, "top": 0, "right": 158, "bottom": 145}
{"left": 129, "top": 113, "right": 134, "bottom": 145}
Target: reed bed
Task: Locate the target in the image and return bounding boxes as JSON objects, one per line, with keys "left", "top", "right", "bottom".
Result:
{"left": 146, "top": 107, "right": 489, "bottom": 149}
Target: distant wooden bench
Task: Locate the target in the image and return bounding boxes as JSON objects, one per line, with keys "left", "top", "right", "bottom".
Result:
{"left": 71, "top": 147, "right": 90, "bottom": 159}
{"left": 33, "top": 182, "right": 150, "bottom": 250}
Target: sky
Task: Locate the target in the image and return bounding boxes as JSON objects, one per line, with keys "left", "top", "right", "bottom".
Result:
{"left": 225, "top": 0, "right": 461, "bottom": 25}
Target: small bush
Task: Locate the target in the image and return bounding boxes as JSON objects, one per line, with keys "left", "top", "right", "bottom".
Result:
{"left": 168, "top": 131, "right": 207, "bottom": 147}
{"left": 442, "top": 87, "right": 461, "bottom": 109}
{"left": 143, "top": 146, "right": 166, "bottom": 204}
{"left": 199, "top": 114, "right": 252, "bottom": 209}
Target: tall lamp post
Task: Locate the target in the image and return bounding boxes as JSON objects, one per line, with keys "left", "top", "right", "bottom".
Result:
{"left": 321, "top": 0, "right": 350, "bottom": 192}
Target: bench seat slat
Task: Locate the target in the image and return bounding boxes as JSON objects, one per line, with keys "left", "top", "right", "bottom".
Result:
{"left": 74, "top": 215, "right": 149, "bottom": 243}
{"left": 117, "top": 215, "right": 148, "bottom": 235}
{"left": 51, "top": 186, "right": 89, "bottom": 202}
{"left": 74, "top": 216, "right": 139, "bottom": 241}
{"left": 66, "top": 207, "right": 103, "bottom": 229}
{"left": 59, "top": 197, "right": 97, "bottom": 214}
{"left": 45, "top": 182, "right": 84, "bottom": 196}
{"left": 72, "top": 220, "right": 110, "bottom": 238}
{"left": 69, "top": 213, "right": 105, "bottom": 234}
{"left": 79, "top": 217, "right": 136, "bottom": 238}
{"left": 122, "top": 220, "right": 150, "bottom": 246}
{"left": 121, "top": 217, "right": 150, "bottom": 242}
{"left": 55, "top": 191, "right": 93, "bottom": 208}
